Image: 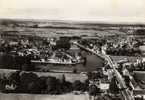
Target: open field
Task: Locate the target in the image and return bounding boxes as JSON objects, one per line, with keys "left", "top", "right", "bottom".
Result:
{"left": 1, "top": 19, "right": 145, "bottom": 39}
{"left": 0, "top": 93, "right": 89, "bottom": 100}
{"left": 0, "top": 69, "right": 87, "bottom": 83}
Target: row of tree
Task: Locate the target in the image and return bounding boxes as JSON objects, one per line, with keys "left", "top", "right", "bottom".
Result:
{"left": 0, "top": 71, "right": 89, "bottom": 94}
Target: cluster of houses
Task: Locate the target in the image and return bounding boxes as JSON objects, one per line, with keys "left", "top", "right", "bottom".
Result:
{"left": 0, "top": 28, "right": 145, "bottom": 100}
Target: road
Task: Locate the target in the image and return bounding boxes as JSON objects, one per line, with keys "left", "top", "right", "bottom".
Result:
{"left": 72, "top": 42, "right": 135, "bottom": 100}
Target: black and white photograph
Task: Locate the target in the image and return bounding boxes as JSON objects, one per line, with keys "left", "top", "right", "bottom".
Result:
{"left": 0, "top": 0, "right": 145, "bottom": 100}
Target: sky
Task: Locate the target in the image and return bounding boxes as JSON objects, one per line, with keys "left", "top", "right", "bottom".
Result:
{"left": 0, "top": 0, "right": 145, "bottom": 23}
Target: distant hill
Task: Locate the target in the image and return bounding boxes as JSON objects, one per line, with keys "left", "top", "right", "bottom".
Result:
{"left": 0, "top": 18, "right": 145, "bottom": 29}
{"left": 0, "top": 18, "right": 145, "bottom": 38}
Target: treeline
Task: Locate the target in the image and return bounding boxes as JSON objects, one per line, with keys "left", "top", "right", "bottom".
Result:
{"left": 0, "top": 71, "right": 89, "bottom": 94}
{"left": 0, "top": 53, "right": 35, "bottom": 71}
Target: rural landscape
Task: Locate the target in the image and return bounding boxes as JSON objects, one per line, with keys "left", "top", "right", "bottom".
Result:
{"left": 0, "top": 19, "right": 145, "bottom": 100}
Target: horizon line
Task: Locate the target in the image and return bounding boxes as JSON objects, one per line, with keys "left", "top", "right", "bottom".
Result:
{"left": 0, "top": 17, "right": 145, "bottom": 25}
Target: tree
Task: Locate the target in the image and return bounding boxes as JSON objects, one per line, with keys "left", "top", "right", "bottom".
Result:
{"left": 19, "top": 72, "right": 40, "bottom": 93}
{"left": 109, "top": 76, "right": 119, "bottom": 94}
{"left": 45, "top": 76, "right": 61, "bottom": 94}
{"left": 55, "top": 39, "right": 71, "bottom": 50}
{"left": 72, "top": 80, "right": 86, "bottom": 91}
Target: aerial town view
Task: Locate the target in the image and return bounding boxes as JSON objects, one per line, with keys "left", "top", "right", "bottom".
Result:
{"left": 0, "top": 0, "right": 145, "bottom": 100}
{"left": 0, "top": 19, "right": 145, "bottom": 100}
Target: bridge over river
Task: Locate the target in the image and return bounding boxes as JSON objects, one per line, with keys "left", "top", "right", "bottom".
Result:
{"left": 72, "top": 42, "right": 135, "bottom": 100}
